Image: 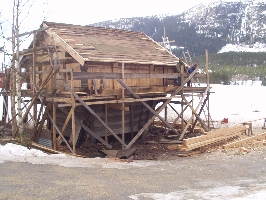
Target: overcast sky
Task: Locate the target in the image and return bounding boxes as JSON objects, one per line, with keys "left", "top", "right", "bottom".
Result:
{"left": 1, "top": 0, "right": 238, "bottom": 30}
{"left": 47, "top": 0, "right": 218, "bottom": 25}
{"left": 0, "top": 0, "right": 242, "bottom": 57}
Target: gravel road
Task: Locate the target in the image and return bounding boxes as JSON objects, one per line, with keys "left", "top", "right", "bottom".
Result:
{"left": 0, "top": 149, "right": 265, "bottom": 200}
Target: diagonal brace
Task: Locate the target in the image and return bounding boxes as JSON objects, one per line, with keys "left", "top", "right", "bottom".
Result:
{"left": 48, "top": 114, "right": 75, "bottom": 154}
{"left": 178, "top": 87, "right": 210, "bottom": 140}
{"left": 117, "top": 78, "right": 179, "bottom": 135}
{"left": 125, "top": 69, "right": 199, "bottom": 149}
{"left": 191, "top": 95, "right": 209, "bottom": 130}
{"left": 182, "top": 96, "right": 208, "bottom": 131}
{"left": 63, "top": 83, "right": 126, "bottom": 148}
{"left": 59, "top": 107, "right": 112, "bottom": 149}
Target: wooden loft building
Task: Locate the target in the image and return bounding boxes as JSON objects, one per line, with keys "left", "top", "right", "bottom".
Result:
{"left": 5, "top": 21, "right": 211, "bottom": 154}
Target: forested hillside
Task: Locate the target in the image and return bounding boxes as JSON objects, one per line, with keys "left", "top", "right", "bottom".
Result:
{"left": 92, "top": 1, "right": 266, "bottom": 57}
{"left": 92, "top": 1, "right": 266, "bottom": 85}
{"left": 193, "top": 52, "right": 266, "bottom": 85}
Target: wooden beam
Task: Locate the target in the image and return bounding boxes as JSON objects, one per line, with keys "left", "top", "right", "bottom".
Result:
{"left": 52, "top": 104, "right": 56, "bottom": 150}
{"left": 179, "top": 87, "right": 210, "bottom": 140}
{"left": 122, "top": 63, "right": 125, "bottom": 143}
{"left": 45, "top": 26, "right": 85, "bottom": 66}
{"left": 48, "top": 114, "right": 75, "bottom": 154}
{"left": 12, "top": 67, "right": 57, "bottom": 138}
{"left": 63, "top": 83, "right": 126, "bottom": 147}
{"left": 182, "top": 95, "right": 208, "bottom": 131}
{"left": 125, "top": 69, "right": 199, "bottom": 149}
{"left": 105, "top": 103, "right": 108, "bottom": 143}
{"left": 107, "top": 104, "right": 130, "bottom": 111}
{"left": 8, "top": 26, "right": 48, "bottom": 39}
{"left": 165, "top": 103, "right": 189, "bottom": 135}
{"left": 223, "top": 132, "right": 266, "bottom": 149}
{"left": 71, "top": 71, "right": 76, "bottom": 154}
{"left": 59, "top": 107, "right": 112, "bottom": 149}
{"left": 117, "top": 78, "right": 179, "bottom": 135}
{"left": 56, "top": 107, "right": 74, "bottom": 145}
{"left": 72, "top": 71, "right": 179, "bottom": 80}
{"left": 56, "top": 96, "right": 172, "bottom": 107}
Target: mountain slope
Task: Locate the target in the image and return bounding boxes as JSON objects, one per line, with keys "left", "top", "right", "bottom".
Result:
{"left": 92, "top": 0, "right": 266, "bottom": 57}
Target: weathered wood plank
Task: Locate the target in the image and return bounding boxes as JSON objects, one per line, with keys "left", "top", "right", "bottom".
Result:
{"left": 72, "top": 71, "right": 179, "bottom": 80}
{"left": 182, "top": 126, "right": 246, "bottom": 145}
{"left": 64, "top": 83, "right": 127, "bottom": 147}
{"left": 223, "top": 132, "right": 266, "bottom": 149}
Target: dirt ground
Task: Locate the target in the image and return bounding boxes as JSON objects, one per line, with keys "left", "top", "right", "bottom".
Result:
{"left": 1, "top": 123, "right": 266, "bottom": 160}
{"left": 46, "top": 126, "right": 266, "bottom": 160}
{"left": 70, "top": 125, "right": 266, "bottom": 159}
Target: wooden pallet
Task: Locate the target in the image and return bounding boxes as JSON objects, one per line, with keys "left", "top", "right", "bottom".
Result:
{"left": 168, "top": 126, "right": 246, "bottom": 152}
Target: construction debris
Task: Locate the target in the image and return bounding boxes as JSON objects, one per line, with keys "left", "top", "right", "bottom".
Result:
{"left": 240, "top": 147, "right": 248, "bottom": 154}
{"left": 101, "top": 148, "right": 137, "bottom": 159}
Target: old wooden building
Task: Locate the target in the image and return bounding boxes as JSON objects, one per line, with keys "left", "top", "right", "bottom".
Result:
{"left": 4, "top": 22, "right": 211, "bottom": 154}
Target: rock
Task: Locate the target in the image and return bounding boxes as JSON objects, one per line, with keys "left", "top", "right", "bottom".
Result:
{"left": 240, "top": 147, "right": 248, "bottom": 154}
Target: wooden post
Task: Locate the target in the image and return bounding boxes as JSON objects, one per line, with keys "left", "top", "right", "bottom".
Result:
{"left": 125, "top": 69, "right": 198, "bottom": 149}
{"left": 63, "top": 83, "right": 127, "bottom": 147}
{"left": 130, "top": 103, "right": 134, "bottom": 139}
{"left": 71, "top": 70, "right": 76, "bottom": 154}
{"left": 105, "top": 102, "right": 108, "bottom": 143}
{"left": 116, "top": 78, "right": 179, "bottom": 135}
{"left": 207, "top": 92, "right": 210, "bottom": 131}
{"left": 121, "top": 63, "right": 125, "bottom": 144}
{"left": 52, "top": 104, "right": 56, "bottom": 150}
{"left": 72, "top": 105, "right": 76, "bottom": 153}
{"left": 181, "top": 64, "right": 184, "bottom": 133}
{"left": 206, "top": 49, "right": 210, "bottom": 131}
{"left": 206, "top": 49, "right": 210, "bottom": 87}
{"left": 164, "top": 105, "right": 167, "bottom": 135}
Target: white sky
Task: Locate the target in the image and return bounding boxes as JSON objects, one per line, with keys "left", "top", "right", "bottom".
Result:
{"left": 0, "top": 0, "right": 254, "bottom": 63}
{"left": 47, "top": 0, "right": 217, "bottom": 25}
{"left": 0, "top": 0, "right": 221, "bottom": 61}
{"left": 0, "top": 0, "right": 238, "bottom": 32}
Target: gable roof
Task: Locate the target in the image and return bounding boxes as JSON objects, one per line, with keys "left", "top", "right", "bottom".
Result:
{"left": 42, "top": 21, "right": 178, "bottom": 66}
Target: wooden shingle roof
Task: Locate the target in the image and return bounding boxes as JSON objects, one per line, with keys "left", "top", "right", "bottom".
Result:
{"left": 42, "top": 22, "right": 178, "bottom": 66}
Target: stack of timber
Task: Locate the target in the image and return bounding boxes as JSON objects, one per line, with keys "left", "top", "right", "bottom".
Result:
{"left": 168, "top": 125, "right": 246, "bottom": 152}
{"left": 223, "top": 132, "right": 266, "bottom": 149}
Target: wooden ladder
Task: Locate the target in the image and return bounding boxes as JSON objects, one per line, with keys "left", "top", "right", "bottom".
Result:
{"left": 182, "top": 50, "right": 193, "bottom": 66}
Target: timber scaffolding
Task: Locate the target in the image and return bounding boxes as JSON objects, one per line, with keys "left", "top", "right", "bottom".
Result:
{"left": 1, "top": 22, "right": 212, "bottom": 155}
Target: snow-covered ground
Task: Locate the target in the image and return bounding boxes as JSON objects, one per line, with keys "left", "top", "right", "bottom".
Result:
{"left": 165, "top": 83, "right": 266, "bottom": 129}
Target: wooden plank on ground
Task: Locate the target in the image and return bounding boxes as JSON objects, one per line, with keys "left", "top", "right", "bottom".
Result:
{"left": 173, "top": 126, "right": 247, "bottom": 152}
{"left": 179, "top": 131, "right": 243, "bottom": 151}
{"left": 182, "top": 126, "right": 246, "bottom": 146}
{"left": 223, "top": 132, "right": 266, "bottom": 149}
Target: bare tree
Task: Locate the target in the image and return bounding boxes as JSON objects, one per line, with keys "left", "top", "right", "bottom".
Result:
{"left": 8, "top": 0, "right": 49, "bottom": 146}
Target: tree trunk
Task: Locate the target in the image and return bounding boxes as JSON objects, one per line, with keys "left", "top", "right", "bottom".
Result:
{"left": 11, "top": 0, "right": 17, "bottom": 135}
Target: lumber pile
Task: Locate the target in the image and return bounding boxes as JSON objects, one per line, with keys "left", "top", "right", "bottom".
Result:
{"left": 222, "top": 132, "right": 266, "bottom": 149}
{"left": 168, "top": 125, "right": 246, "bottom": 152}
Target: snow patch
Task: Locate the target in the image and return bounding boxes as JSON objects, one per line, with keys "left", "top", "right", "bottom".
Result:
{"left": 129, "top": 185, "right": 266, "bottom": 200}
{"left": 218, "top": 42, "right": 266, "bottom": 53}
